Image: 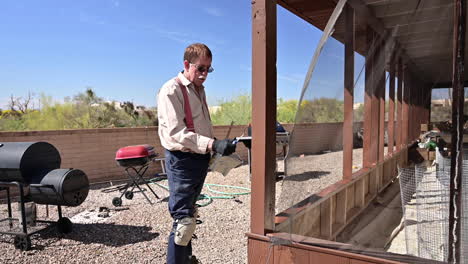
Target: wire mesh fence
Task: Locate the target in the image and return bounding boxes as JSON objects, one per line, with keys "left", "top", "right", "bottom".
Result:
{"left": 399, "top": 152, "right": 468, "bottom": 262}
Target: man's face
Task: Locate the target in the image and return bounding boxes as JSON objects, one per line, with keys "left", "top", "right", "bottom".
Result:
{"left": 184, "top": 56, "right": 212, "bottom": 87}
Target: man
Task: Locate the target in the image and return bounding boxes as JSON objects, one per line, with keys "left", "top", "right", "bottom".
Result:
{"left": 157, "top": 43, "right": 236, "bottom": 264}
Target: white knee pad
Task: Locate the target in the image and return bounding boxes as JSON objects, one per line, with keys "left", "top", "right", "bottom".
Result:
{"left": 174, "top": 217, "right": 196, "bottom": 246}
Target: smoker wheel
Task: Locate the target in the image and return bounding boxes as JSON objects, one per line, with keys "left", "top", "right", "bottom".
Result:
{"left": 112, "top": 197, "right": 122, "bottom": 207}
{"left": 14, "top": 236, "right": 31, "bottom": 251}
{"left": 57, "top": 217, "right": 73, "bottom": 234}
{"left": 124, "top": 191, "right": 134, "bottom": 200}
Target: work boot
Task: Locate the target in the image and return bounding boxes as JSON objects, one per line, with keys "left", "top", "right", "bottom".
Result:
{"left": 189, "top": 255, "right": 201, "bottom": 264}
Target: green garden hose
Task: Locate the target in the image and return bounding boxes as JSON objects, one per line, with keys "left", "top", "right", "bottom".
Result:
{"left": 148, "top": 179, "right": 251, "bottom": 208}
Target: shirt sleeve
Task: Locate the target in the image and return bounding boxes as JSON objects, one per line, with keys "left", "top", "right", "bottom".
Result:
{"left": 157, "top": 82, "right": 212, "bottom": 154}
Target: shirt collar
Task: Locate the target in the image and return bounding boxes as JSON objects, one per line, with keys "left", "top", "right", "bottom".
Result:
{"left": 178, "top": 71, "right": 204, "bottom": 90}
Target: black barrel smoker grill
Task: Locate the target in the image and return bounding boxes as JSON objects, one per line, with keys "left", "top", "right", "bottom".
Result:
{"left": 113, "top": 144, "right": 164, "bottom": 207}
{"left": 0, "top": 142, "right": 89, "bottom": 250}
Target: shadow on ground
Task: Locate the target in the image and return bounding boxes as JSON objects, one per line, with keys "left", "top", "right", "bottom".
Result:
{"left": 283, "top": 171, "right": 330, "bottom": 182}
{"left": 37, "top": 223, "right": 159, "bottom": 247}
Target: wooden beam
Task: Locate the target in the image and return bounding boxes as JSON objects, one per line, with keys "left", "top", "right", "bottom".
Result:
{"left": 343, "top": 5, "right": 354, "bottom": 180}
{"left": 251, "top": 0, "right": 277, "bottom": 235}
{"left": 346, "top": 0, "right": 431, "bottom": 81}
{"left": 448, "top": 0, "right": 466, "bottom": 262}
{"left": 433, "top": 80, "right": 468, "bottom": 88}
{"left": 372, "top": 0, "right": 453, "bottom": 18}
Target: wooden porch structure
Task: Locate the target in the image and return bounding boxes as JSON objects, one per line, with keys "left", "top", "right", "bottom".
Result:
{"left": 248, "top": 0, "right": 466, "bottom": 263}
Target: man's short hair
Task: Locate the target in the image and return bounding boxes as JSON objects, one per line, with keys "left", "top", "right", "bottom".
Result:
{"left": 184, "top": 43, "right": 212, "bottom": 63}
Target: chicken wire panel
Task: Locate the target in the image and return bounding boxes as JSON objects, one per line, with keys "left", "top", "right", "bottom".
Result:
{"left": 399, "top": 157, "right": 468, "bottom": 262}
{"left": 415, "top": 165, "right": 449, "bottom": 261}
{"left": 436, "top": 156, "right": 468, "bottom": 263}
{"left": 398, "top": 166, "right": 419, "bottom": 257}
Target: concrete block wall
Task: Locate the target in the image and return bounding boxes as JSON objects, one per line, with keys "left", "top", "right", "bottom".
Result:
{"left": 0, "top": 125, "right": 249, "bottom": 184}
{"left": 0, "top": 123, "right": 347, "bottom": 183}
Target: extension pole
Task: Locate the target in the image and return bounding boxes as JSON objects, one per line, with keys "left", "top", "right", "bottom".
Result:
{"left": 448, "top": 0, "right": 466, "bottom": 263}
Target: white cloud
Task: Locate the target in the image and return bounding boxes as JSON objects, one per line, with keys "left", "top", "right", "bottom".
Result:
{"left": 203, "top": 7, "right": 223, "bottom": 17}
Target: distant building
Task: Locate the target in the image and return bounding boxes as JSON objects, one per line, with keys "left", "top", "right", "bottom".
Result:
{"left": 353, "top": 103, "right": 364, "bottom": 110}
{"left": 431, "top": 99, "right": 450, "bottom": 107}
{"left": 209, "top": 106, "right": 221, "bottom": 114}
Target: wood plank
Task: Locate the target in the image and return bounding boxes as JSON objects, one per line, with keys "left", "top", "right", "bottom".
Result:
{"left": 320, "top": 199, "right": 333, "bottom": 239}
{"left": 274, "top": 245, "right": 309, "bottom": 263}
{"left": 355, "top": 178, "right": 366, "bottom": 208}
{"left": 248, "top": 238, "right": 273, "bottom": 264}
{"left": 346, "top": 185, "right": 355, "bottom": 214}
{"left": 335, "top": 189, "right": 348, "bottom": 229}
{"left": 310, "top": 251, "right": 349, "bottom": 264}
{"left": 368, "top": 169, "right": 377, "bottom": 200}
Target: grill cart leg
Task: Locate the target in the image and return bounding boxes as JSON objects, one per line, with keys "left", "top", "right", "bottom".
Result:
{"left": 56, "top": 206, "right": 73, "bottom": 234}
{"left": 134, "top": 166, "right": 160, "bottom": 199}
{"left": 57, "top": 205, "right": 62, "bottom": 219}
{"left": 127, "top": 172, "right": 154, "bottom": 205}
{"left": 6, "top": 187, "right": 12, "bottom": 228}
{"left": 18, "top": 184, "right": 28, "bottom": 235}
{"left": 125, "top": 166, "right": 159, "bottom": 205}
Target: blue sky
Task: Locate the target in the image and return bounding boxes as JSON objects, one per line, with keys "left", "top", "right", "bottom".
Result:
{"left": 1, "top": 0, "right": 352, "bottom": 109}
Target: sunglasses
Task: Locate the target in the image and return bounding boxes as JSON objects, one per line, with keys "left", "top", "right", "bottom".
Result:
{"left": 190, "top": 63, "right": 214, "bottom": 73}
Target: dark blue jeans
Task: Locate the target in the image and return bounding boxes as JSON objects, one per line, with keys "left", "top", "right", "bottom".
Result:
{"left": 165, "top": 150, "right": 210, "bottom": 264}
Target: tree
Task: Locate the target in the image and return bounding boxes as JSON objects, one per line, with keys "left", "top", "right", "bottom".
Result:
{"left": 296, "top": 98, "right": 344, "bottom": 123}
{"left": 73, "top": 87, "right": 102, "bottom": 106}
{"left": 277, "top": 99, "right": 298, "bottom": 123}
{"left": 8, "top": 91, "right": 34, "bottom": 114}
{"left": 210, "top": 95, "right": 252, "bottom": 125}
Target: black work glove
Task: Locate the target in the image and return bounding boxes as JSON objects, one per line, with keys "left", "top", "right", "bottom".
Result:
{"left": 212, "top": 139, "right": 237, "bottom": 156}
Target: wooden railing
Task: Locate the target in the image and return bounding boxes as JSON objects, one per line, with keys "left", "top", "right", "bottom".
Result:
{"left": 274, "top": 148, "right": 408, "bottom": 240}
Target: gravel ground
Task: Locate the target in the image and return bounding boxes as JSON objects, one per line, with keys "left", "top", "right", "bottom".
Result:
{"left": 0, "top": 165, "right": 252, "bottom": 264}
{"left": 276, "top": 148, "right": 363, "bottom": 213}
{"left": 0, "top": 149, "right": 365, "bottom": 263}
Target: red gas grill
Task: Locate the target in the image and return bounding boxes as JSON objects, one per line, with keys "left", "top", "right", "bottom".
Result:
{"left": 113, "top": 145, "right": 162, "bottom": 206}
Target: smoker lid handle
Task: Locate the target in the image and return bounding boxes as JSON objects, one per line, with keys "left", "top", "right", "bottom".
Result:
{"left": 29, "top": 184, "right": 56, "bottom": 191}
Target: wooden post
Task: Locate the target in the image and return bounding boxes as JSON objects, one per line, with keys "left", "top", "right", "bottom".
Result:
{"left": 388, "top": 54, "right": 395, "bottom": 155}
{"left": 363, "top": 27, "right": 374, "bottom": 168}
{"left": 372, "top": 38, "right": 381, "bottom": 164}
{"left": 251, "top": 0, "right": 276, "bottom": 235}
{"left": 396, "top": 59, "right": 403, "bottom": 151}
{"left": 402, "top": 65, "right": 409, "bottom": 146}
{"left": 378, "top": 40, "right": 385, "bottom": 162}
{"left": 448, "top": 0, "right": 466, "bottom": 262}
{"left": 343, "top": 5, "right": 354, "bottom": 180}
